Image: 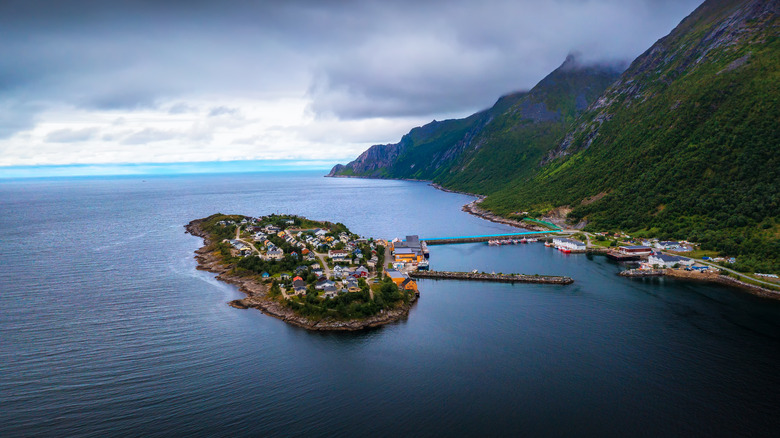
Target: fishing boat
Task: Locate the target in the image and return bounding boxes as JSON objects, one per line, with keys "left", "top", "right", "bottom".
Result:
{"left": 544, "top": 241, "right": 552, "bottom": 247}
{"left": 520, "top": 238, "right": 528, "bottom": 244}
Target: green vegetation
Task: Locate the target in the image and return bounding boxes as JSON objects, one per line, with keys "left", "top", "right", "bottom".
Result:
{"left": 481, "top": 0, "right": 779, "bottom": 273}
{"left": 334, "top": 0, "right": 778, "bottom": 273}
{"left": 285, "top": 277, "right": 412, "bottom": 320}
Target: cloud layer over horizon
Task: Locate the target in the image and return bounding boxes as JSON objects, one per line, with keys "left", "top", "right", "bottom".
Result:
{"left": 0, "top": 0, "right": 703, "bottom": 167}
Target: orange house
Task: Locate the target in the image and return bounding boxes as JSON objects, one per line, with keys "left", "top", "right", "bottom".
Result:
{"left": 400, "top": 278, "right": 418, "bottom": 292}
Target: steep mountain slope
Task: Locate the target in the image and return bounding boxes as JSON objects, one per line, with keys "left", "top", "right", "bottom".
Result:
{"left": 328, "top": 55, "right": 622, "bottom": 194}
{"left": 483, "top": 0, "right": 779, "bottom": 271}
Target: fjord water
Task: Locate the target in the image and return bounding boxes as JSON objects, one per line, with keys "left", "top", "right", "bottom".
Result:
{"left": 1, "top": 172, "right": 779, "bottom": 437}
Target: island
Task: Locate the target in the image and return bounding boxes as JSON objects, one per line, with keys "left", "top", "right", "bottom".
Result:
{"left": 185, "top": 213, "right": 419, "bottom": 331}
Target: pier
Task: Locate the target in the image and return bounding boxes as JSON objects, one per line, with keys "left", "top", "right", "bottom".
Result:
{"left": 409, "top": 270, "right": 573, "bottom": 285}
{"left": 420, "top": 230, "right": 558, "bottom": 245}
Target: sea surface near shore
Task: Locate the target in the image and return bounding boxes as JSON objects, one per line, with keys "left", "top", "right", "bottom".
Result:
{"left": 2, "top": 171, "right": 780, "bottom": 437}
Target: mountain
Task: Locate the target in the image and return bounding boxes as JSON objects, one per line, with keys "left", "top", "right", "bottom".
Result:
{"left": 328, "top": 54, "right": 623, "bottom": 195}
{"left": 330, "top": 0, "right": 779, "bottom": 272}
{"left": 482, "top": 0, "right": 778, "bottom": 272}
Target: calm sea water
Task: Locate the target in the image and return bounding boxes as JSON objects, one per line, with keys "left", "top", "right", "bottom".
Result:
{"left": 1, "top": 172, "right": 779, "bottom": 437}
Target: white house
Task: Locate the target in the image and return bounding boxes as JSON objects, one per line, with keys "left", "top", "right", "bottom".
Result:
{"left": 647, "top": 254, "right": 693, "bottom": 268}
{"left": 552, "top": 237, "right": 586, "bottom": 251}
{"left": 266, "top": 249, "right": 284, "bottom": 260}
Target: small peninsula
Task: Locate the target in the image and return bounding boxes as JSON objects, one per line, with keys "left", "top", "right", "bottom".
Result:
{"left": 186, "top": 213, "right": 418, "bottom": 331}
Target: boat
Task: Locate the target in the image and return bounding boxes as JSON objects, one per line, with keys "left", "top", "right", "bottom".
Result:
{"left": 544, "top": 241, "right": 552, "bottom": 247}
{"left": 520, "top": 238, "right": 528, "bottom": 244}
{"left": 527, "top": 238, "right": 538, "bottom": 243}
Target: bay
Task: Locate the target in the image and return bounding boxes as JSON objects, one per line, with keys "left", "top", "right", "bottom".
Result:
{"left": 1, "top": 171, "right": 779, "bottom": 437}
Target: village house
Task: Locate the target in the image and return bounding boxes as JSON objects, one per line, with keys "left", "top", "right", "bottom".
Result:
{"left": 322, "top": 285, "right": 339, "bottom": 299}
{"left": 655, "top": 241, "right": 681, "bottom": 250}
{"left": 267, "top": 248, "right": 284, "bottom": 260}
{"left": 328, "top": 249, "right": 349, "bottom": 261}
{"left": 315, "top": 278, "right": 335, "bottom": 290}
{"left": 400, "top": 278, "right": 418, "bottom": 292}
{"left": 646, "top": 254, "right": 694, "bottom": 269}
{"left": 341, "top": 278, "right": 357, "bottom": 292}
{"left": 292, "top": 277, "right": 307, "bottom": 295}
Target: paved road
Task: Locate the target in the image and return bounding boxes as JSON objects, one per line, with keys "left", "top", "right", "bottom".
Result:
{"left": 314, "top": 252, "right": 331, "bottom": 277}
{"left": 235, "top": 227, "right": 262, "bottom": 256}
{"left": 684, "top": 256, "right": 780, "bottom": 288}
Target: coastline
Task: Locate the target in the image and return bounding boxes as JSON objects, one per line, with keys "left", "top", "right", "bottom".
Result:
{"left": 430, "top": 183, "right": 551, "bottom": 232}
{"left": 620, "top": 268, "right": 780, "bottom": 300}
{"left": 185, "top": 218, "right": 418, "bottom": 331}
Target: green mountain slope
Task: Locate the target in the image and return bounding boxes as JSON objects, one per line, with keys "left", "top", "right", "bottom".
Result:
{"left": 328, "top": 55, "right": 622, "bottom": 194}
{"left": 482, "top": 0, "right": 779, "bottom": 272}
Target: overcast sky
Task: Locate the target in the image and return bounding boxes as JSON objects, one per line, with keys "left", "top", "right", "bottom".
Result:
{"left": 0, "top": 0, "right": 703, "bottom": 169}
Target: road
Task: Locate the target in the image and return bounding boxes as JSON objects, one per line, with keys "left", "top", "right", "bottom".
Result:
{"left": 314, "top": 252, "right": 331, "bottom": 277}
{"left": 235, "top": 226, "right": 262, "bottom": 256}
{"left": 684, "top": 256, "right": 780, "bottom": 288}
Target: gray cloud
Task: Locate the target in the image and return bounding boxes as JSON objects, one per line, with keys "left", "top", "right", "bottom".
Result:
{"left": 208, "top": 106, "right": 240, "bottom": 117}
{"left": 45, "top": 127, "right": 100, "bottom": 143}
{"left": 120, "top": 128, "right": 177, "bottom": 145}
{"left": 0, "top": 0, "right": 703, "bottom": 138}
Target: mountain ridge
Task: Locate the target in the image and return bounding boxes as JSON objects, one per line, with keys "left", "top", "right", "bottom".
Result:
{"left": 329, "top": 0, "right": 779, "bottom": 272}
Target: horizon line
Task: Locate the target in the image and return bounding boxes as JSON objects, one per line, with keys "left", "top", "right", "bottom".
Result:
{"left": 0, "top": 159, "right": 345, "bottom": 179}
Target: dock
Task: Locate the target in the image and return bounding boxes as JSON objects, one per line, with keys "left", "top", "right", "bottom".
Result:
{"left": 409, "top": 270, "right": 573, "bottom": 285}
{"left": 421, "top": 231, "right": 557, "bottom": 246}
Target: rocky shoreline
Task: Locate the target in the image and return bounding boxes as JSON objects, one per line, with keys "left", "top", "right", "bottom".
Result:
{"left": 619, "top": 268, "right": 780, "bottom": 300}
{"left": 460, "top": 197, "right": 549, "bottom": 232}
{"left": 185, "top": 218, "right": 418, "bottom": 331}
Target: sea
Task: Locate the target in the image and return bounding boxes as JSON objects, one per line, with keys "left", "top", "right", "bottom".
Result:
{"left": 1, "top": 171, "right": 779, "bottom": 437}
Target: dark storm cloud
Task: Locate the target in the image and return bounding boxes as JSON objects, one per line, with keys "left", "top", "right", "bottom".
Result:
{"left": 0, "top": 0, "right": 703, "bottom": 131}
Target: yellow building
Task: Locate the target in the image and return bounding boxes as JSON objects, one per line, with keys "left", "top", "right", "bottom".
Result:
{"left": 385, "top": 270, "right": 407, "bottom": 285}
{"left": 393, "top": 248, "right": 423, "bottom": 263}
{"left": 400, "top": 278, "right": 418, "bottom": 292}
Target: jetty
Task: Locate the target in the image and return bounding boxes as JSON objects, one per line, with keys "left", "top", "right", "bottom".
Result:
{"left": 409, "top": 270, "right": 573, "bottom": 285}
{"left": 421, "top": 230, "right": 557, "bottom": 246}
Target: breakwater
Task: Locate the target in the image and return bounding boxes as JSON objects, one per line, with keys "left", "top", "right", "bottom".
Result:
{"left": 424, "top": 232, "right": 555, "bottom": 245}
{"left": 410, "top": 270, "right": 573, "bottom": 285}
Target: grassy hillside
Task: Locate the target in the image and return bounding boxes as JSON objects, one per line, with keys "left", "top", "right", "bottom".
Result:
{"left": 331, "top": 55, "right": 621, "bottom": 193}
{"left": 482, "top": 0, "right": 779, "bottom": 272}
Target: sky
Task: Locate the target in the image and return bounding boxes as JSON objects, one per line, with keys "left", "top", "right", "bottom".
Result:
{"left": 0, "top": 0, "right": 703, "bottom": 175}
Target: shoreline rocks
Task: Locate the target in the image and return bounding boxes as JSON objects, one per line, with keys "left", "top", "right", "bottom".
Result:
{"left": 619, "top": 268, "right": 780, "bottom": 300}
